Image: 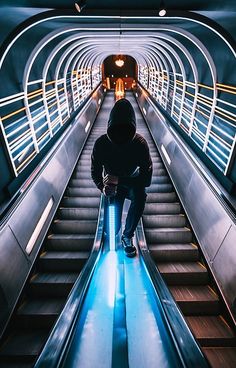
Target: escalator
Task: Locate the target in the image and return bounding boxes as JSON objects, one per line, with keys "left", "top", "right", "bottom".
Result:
{"left": 0, "top": 94, "right": 113, "bottom": 367}
{"left": 126, "top": 93, "right": 236, "bottom": 368}
{"left": 1, "top": 91, "right": 235, "bottom": 368}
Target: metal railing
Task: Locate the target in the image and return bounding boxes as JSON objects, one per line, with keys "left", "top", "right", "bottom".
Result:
{"left": 140, "top": 70, "right": 236, "bottom": 176}
{"left": 0, "top": 69, "right": 101, "bottom": 176}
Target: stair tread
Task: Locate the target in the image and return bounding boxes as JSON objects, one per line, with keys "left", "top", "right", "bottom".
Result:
{"left": 146, "top": 227, "right": 191, "bottom": 233}
{"left": 30, "top": 272, "right": 79, "bottom": 284}
{"left": 186, "top": 316, "right": 236, "bottom": 340}
{"left": 48, "top": 234, "right": 94, "bottom": 240}
{"left": 149, "top": 243, "right": 197, "bottom": 251}
{"left": 157, "top": 261, "right": 207, "bottom": 274}
{"left": 203, "top": 347, "right": 236, "bottom": 368}
{"left": 0, "top": 329, "right": 49, "bottom": 356}
{"left": 17, "top": 297, "right": 66, "bottom": 316}
{"left": 40, "top": 251, "right": 90, "bottom": 259}
{"left": 169, "top": 285, "right": 219, "bottom": 302}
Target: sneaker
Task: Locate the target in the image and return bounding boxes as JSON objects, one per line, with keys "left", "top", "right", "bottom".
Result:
{"left": 121, "top": 235, "right": 136, "bottom": 258}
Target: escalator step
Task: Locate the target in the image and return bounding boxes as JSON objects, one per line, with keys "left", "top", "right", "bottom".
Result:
{"left": 0, "top": 328, "right": 50, "bottom": 359}
{"left": 52, "top": 219, "right": 97, "bottom": 234}
{"left": 151, "top": 176, "right": 171, "bottom": 184}
{"left": 146, "top": 183, "right": 173, "bottom": 193}
{"left": 157, "top": 261, "right": 208, "bottom": 285}
{"left": 169, "top": 285, "right": 220, "bottom": 315}
{"left": 69, "top": 179, "right": 96, "bottom": 188}
{"left": 46, "top": 233, "right": 94, "bottom": 251}
{"left": 63, "top": 189, "right": 100, "bottom": 199}
{"left": 151, "top": 169, "right": 167, "bottom": 176}
{"left": 16, "top": 297, "right": 66, "bottom": 328}
{"left": 73, "top": 172, "right": 92, "bottom": 179}
{"left": 144, "top": 203, "right": 181, "bottom": 215}
{"left": 203, "top": 347, "right": 236, "bottom": 368}
{"left": 146, "top": 192, "right": 177, "bottom": 203}
{"left": 185, "top": 316, "right": 236, "bottom": 347}
{"left": 29, "top": 272, "right": 79, "bottom": 296}
{"left": 143, "top": 214, "right": 186, "bottom": 227}
{"left": 61, "top": 194, "right": 101, "bottom": 208}
{"left": 58, "top": 207, "right": 99, "bottom": 220}
{"left": 39, "top": 251, "right": 89, "bottom": 271}
{"left": 145, "top": 227, "right": 192, "bottom": 243}
{"left": 149, "top": 243, "right": 199, "bottom": 261}
{"left": 153, "top": 162, "right": 165, "bottom": 169}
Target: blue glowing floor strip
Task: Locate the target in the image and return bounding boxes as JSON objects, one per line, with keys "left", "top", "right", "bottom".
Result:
{"left": 109, "top": 204, "right": 116, "bottom": 251}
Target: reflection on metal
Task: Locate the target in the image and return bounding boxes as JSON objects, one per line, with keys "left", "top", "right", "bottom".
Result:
{"left": 109, "top": 203, "right": 116, "bottom": 251}
{"left": 85, "top": 120, "right": 90, "bottom": 132}
{"left": 161, "top": 144, "right": 171, "bottom": 165}
{"left": 115, "top": 78, "right": 125, "bottom": 100}
{"left": 26, "top": 197, "right": 54, "bottom": 254}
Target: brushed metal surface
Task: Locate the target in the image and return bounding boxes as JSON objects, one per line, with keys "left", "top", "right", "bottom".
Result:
{"left": 0, "top": 225, "right": 29, "bottom": 332}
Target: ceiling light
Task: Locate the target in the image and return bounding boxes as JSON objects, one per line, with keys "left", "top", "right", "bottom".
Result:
{"left": 75, "top": 1, "right": 86, "bottom": 13}
{"left": 115, "top": 58, "right": 124, "bottom": 67}
{"left": 158, "top": 0, "right": 166, "bottom": 17}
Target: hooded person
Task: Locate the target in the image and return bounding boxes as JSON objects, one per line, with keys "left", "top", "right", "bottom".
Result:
{"left": 91, "top": 98, "right": 152, "bottom": 257}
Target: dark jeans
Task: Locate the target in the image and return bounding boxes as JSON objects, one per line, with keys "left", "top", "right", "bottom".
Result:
{"left": 104, "top": 183, "right": 147, "bottom": 239}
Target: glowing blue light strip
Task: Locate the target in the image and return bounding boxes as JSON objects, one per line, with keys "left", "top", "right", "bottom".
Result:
{"left": 109, "top": 204, "right": 116, "bottom": 251}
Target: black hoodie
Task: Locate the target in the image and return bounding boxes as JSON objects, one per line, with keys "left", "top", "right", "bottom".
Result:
{"left": 91, "top": 98, "right": 152, "bottom": 191}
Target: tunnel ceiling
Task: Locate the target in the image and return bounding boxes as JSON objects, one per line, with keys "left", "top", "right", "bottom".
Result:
{"left": 0, "top": 0, "right": 235, "bottom": 178}
{"left": 1, "top": 0, "right": 236, "bottom": 11}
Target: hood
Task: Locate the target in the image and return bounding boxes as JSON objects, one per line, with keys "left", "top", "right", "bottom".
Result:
{"left": 107, "top": 98, "right": 136, "bottom": 144}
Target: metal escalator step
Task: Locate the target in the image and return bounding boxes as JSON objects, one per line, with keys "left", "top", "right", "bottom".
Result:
{"left": 77, "top": 159, "right": 91, "bottom": 164}
{"left": 0, "top": 328, "right": 50, "bottom": 359}
{"left": 39, "top": 251, "right": 89, "bottom": 271}
{"left": 0, "top": 361, "right": 33, "bottom": 367}
{"left": 16, "top": 297, "right": 66, "bottom": 328}
{"left": 143, "top": 214, "right": 186, "bottom": 227}
{"left": 146, "top": 192, "right": 177, "bottom": 203}
{"left": 73, "top": 172, "right": 92, "bottom": 179}
{"left": 52, "top": 219, "right": 97, "bottom": 234}
{"left": 150, "top": 157, "right": 162, "bottom": 162}
{"left": 29, "top": 272, "right": 79, "bottom": 296}
{"left": 74, "top": 165, "right": 90, "bottom": 172}
{"left": 151, "top": 176, "right": 170, "bottom": 184}
{"left": 69, "top": 179, "right": 96, "bottom": 188}
{"left": 64, "top": 188, "right": 100, "bottom": 198}
{"left": 145, "top": 227, "right": 192, "bottom": 243}
{"left": 46, "top": 234, "right": 94, "bottom": 251}
{"left": 153, "top": 162, "right": 165, "bottom": 169}
{"left": 157, "top": 261, "right": 208, "bottom": 285}
{"left": 152, "top": 169, "right": 167, "bottom": 176}
{"left": 144, "top": 203, "right": 181, "bottom": 215}
{"left": 169, "top": 285, "right": 220, "bottom": 315}
{"left": 203, "top": 347, "right": 236, "bottom": 368}
{"left": 185, "top": 316, "right": 236, "bottom": 347}
{"left": 149, "top": 243, "right": 199, "bottom": 261}
{"left": 146, "top": 183, "right": 173, "bottom": 193}
{"left": 58, "top": 207, "right": 99, "bottom": 220}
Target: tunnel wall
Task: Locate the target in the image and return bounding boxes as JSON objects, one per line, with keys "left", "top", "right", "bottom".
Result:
{"left": 136, "top": 85, "right": 236, "bottom": 321}
{"left": 0, "top": 85, "right": 104, "bottom": 338}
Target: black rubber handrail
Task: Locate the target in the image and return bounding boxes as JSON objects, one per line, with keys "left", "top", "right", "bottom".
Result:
{"left": 136, "top": 219, "right": 210, "bottom": 368}
{"left": 34, "top": 194, "right": 105, "bottom": 368}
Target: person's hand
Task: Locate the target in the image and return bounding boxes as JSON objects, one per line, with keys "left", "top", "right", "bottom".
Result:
{"left": 103, "top": 184, "right": 117, "bottom": 197}
{"left": 103, "top": 174, "right": 118, "bottom": 186}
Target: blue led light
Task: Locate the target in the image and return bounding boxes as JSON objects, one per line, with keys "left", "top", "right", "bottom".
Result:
{"left": 108, "top": 204, "right": 116, "bottom": 251}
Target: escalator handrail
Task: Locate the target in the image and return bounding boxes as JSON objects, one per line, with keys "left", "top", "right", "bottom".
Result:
{"left": 34, "top": 194, "right": 105, "bottom": 368}
{"left": 136, "top": 219, "right": 210, "bottom": 368}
